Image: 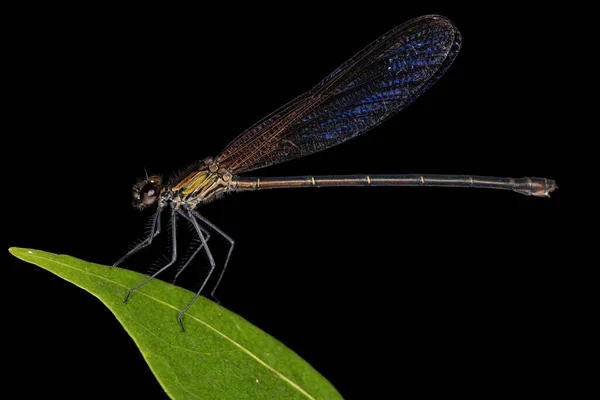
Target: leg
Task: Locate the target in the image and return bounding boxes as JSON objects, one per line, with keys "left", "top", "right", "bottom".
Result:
{"left": 192, "top": 211, "right": 235, "bottom": 304}
{"left": 123, "top": 207, "right": 178, "bottom": 304}
{"left": 172, "top": 214, "right": 212, "bottom": 285}
{"left": 177, "top": 210, "right": 216, "bottom": 332}
{"left": 113, "top": 207, "right": 163, "bottom": 268}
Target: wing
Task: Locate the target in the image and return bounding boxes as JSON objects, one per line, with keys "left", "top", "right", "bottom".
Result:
{"left": 217, "top": 15, "right": 462, "bottom": 174}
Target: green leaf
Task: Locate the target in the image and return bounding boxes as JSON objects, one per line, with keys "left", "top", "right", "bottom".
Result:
{"left": 9, "top": 247, "right": 342, "bottom": 400}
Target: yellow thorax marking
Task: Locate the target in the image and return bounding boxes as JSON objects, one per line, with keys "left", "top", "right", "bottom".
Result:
{"left": 182, "top": 172, "right": 217, "bottom": 195}
{"left": 172, "top": 171, "right": 210, "bottom": 193}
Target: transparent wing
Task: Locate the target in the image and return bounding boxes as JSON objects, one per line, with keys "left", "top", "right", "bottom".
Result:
{"left": 217, "top": 15, "right": 462, "bottom": 174}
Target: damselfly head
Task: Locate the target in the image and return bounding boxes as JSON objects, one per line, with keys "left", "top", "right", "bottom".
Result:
{"left": 132, "top": 175, "right": 163, "bottom": 209}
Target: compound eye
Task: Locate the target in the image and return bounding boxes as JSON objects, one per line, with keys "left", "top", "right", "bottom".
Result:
{"left": 140, "top": 182, "right": 160, "bottom": 205}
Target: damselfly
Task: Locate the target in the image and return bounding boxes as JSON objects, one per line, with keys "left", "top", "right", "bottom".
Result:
{"left": 115, "top": 15, "right": 556, "bottom": 331}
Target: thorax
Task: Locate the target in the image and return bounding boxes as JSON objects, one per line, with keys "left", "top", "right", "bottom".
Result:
{"left": 168, "top": 158, "right": 233, "bottom": 208}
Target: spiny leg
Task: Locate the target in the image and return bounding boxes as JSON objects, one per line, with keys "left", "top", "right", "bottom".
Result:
{"left": 192, "top": 211, "right": 235, "bottom": 304}
{"left": 123, "top": 207, "right": 178, "bottom": 304}
{"left": 114, "top": 207, "right": 163, "bottom": 268}
{"left": 177, "top": 209, "right": 216, "bottom": 332}
{"left": 172, "top": 214, "right": 212, "bottom": 285}
{"left": 176, "top": 210, "right": 216, "bottom": 268}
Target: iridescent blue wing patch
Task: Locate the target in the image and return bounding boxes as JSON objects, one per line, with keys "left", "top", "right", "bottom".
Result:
{"left": 218, "top": 15, "right": 462, "bottom": 174}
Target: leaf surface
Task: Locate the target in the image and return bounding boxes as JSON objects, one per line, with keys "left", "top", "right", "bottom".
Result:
{"left": 9, "top": 248, "right": 342, "bottom": 400}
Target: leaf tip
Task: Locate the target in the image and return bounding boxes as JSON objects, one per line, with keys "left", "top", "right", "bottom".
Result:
{"left": 8, "top": 247, "right": 37, "bottom": 258}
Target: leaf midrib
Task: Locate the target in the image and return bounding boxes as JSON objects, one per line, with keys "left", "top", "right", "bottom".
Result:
{"left": 20, "top": 251, "right": 316, "bottom": 400}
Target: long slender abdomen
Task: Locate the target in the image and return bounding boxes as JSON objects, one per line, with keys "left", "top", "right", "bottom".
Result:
{"left": 232, "top": 174, "right": 556, "bottom": 197}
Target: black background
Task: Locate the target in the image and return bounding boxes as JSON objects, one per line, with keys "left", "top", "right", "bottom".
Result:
{"left": 5, "top": 3, "right": 564, "bottom": 399}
